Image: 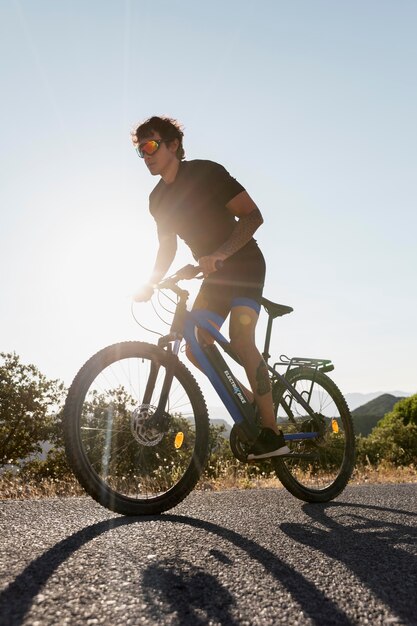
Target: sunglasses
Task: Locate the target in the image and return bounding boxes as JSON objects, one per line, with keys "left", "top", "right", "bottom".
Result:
{"left": 136, "top": 139, "right": 168, "bottom": 158}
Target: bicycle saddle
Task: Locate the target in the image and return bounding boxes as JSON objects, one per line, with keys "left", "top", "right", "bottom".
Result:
{"left": 261, "top": 297, "right": 293, "bottom": 318}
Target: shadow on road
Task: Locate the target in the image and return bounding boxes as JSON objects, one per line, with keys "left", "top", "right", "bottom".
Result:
{"left": 0, "top": 511, "right": 351, "bottom": 626}
{"left": 139, "top": 516, "right": 353, "bottom": 626}
{"left": 1, "top": 497, "right": 416, "bottom": 625}
{"left": 141, "top": 556, "right": 239, "bottom": 626}
{"left": 280, "top": 499, "right": 417, "bottom": 626}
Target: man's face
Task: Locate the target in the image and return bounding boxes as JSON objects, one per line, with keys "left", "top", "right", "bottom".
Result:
{"left": 138, "top": 131, "right": 179, "bottom": 177}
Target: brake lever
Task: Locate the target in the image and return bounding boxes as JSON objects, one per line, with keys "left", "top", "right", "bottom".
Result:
{"left": 174, "top": 264, "right": 202, "bottom": 280}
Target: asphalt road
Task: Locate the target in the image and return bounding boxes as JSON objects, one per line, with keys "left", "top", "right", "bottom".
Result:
{"left": 0, "top": 483, "right": 416, "bottom": 626}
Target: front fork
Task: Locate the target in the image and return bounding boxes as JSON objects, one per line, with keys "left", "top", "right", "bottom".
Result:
{"left": 144, "top": 337, "right": 182, "bottom": 430}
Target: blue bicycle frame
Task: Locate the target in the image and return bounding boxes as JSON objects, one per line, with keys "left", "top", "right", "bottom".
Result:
{"left": 152, "top": 270, "right": 323, "bottom": 445}
{"left": 183, "top": 309, "right": 319, "bottom": 444}
{"left": 184, "top": 309, "right": 259, "bottom": 441}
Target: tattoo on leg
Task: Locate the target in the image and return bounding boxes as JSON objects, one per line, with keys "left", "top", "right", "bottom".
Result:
{"left": 256, "top": 360, "right": 271, "bottom": 396}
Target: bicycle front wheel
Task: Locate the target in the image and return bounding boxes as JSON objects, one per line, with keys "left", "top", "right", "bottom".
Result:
{"left": 63, "top": 342, "right": 209, "bottom": 515}
{"left": 272, "top": 367, "right": 355, "bottom": 502}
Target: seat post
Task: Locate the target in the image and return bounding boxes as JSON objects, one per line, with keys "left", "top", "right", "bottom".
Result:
{"left": 262, "top": 314, "right": 274, "bottom": 364}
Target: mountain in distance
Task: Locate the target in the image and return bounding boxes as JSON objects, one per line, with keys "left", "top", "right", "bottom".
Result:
{"left": 210, "top": 418, "right": 232, "bottom": 438}
{"left": 351, "top": 394, "right": 403, "bottom": 417}
{"left": 351, "top": 393, "right": 405, "bottom": 436}
{"left": 344, "top": 391, "right": 412, "bottom": 411}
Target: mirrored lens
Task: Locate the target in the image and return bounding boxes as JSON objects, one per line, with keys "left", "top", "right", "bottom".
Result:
{"left": 138, "top": 140, "right": 160, "bottom": 158}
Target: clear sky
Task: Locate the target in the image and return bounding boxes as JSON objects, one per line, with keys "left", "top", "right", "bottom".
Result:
{"left": 1, "top": 0, "right": 416, "bottom": 407}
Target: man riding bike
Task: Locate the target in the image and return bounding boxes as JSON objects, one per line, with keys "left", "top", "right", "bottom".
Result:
{"left": 132, "top": 116, "right": 289, "bottom": 460}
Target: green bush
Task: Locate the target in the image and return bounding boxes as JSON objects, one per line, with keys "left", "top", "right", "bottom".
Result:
{"left": 356, "top": 395, "right": 417, "bottom": 467}
{"left": 20, "top": 448, "right": 73, "bottom": 481}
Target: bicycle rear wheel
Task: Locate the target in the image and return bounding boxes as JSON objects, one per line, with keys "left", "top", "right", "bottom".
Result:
{"left": 272, "top": 367, "right": 355, "bottom": 502}
{"left": 63, "top": 341, "right": 209, "bottom": 515}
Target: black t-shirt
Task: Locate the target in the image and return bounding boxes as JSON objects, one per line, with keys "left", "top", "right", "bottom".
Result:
{"left": 149, "top": 159, "right": 257, "bottom": 259}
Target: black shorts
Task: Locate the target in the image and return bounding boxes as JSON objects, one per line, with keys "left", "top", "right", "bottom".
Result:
{"left": 194, "top": 244, "right": 266, "bottom": 320}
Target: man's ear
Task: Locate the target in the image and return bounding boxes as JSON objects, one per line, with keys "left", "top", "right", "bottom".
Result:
{"left": 168, "top": 138, "right": 180, "bottom": 153}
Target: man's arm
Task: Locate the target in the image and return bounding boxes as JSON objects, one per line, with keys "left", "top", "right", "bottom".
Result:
{"left": 198, "top": 191, "right": 264, "bottom": 275}
{"left": 134, "top": 233, "right": 177, "bottom": 301}
{"left": 149, "top": 232, "right": 177, "bottom": 284}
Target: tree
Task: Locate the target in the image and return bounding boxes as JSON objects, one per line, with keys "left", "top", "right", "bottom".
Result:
{"left": 0, "top": 352, "right": 65, "bottom": 466}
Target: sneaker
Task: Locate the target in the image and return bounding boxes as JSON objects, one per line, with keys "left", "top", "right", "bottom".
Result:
{"left": 247, "top": 428, "right": 290, "bottom": 460}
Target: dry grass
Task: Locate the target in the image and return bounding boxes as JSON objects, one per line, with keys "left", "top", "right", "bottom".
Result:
{"left": 350, "top": 462, "right": 417, "bottom": 485}
{"left": 200, "top": 463, "right": 417, "bottom": 492}
{"left": 1, "top": 463, "right": 415, "bottom": 500}
{"left": 0, "top": 475, "right": 83, "bottom": 500}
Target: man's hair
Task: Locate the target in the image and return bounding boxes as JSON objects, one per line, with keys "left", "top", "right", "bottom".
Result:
{"left": 132, "top": 116, "right": 185, "bottom": 160}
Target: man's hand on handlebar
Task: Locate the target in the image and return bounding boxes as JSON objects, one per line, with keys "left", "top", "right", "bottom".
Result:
{"left": 198, "top": 254, "right": 226, "bottom": 277}
{"left": 133, "top": 284, "right": 154, "bottom": 302}
{"left": 133, "top": 259, "right": 225, "bottom": 300}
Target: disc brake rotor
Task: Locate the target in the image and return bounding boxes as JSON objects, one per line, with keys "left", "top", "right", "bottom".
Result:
{"left": 131, "top": 404, "right": 166, "bottom": 447}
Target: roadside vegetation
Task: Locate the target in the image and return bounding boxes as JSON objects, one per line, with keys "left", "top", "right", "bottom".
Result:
{"left": 1, "top": 352, "right": 416, "bottom": 499}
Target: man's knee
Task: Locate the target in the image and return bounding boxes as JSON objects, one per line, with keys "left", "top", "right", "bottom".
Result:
{"left": 230, "top": 330, "right": 255, "bottom": 357}
{"left": 230, "top": 307, "right": 257, "bottom": 355}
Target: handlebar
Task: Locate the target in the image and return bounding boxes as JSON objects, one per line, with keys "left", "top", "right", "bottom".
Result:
{"left": 157, "top": 265, "right": 201, "bottom": 293}
{"left": 172, "top": 264, "right": 203, "bottom": 281}
{"left": 157, "top": 261, "right": 224, "bottom": 291}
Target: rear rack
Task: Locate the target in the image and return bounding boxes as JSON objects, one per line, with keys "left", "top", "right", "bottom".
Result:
{"left": 273, "top": 355, "right": 335, "bottom": 375}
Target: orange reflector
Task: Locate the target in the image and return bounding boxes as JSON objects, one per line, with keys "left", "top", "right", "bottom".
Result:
{"left": 331, "top": 418, "right": 339, "bottom": 433}
{"left": 174, "top": 432, "right": 184, "bottom": 449}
